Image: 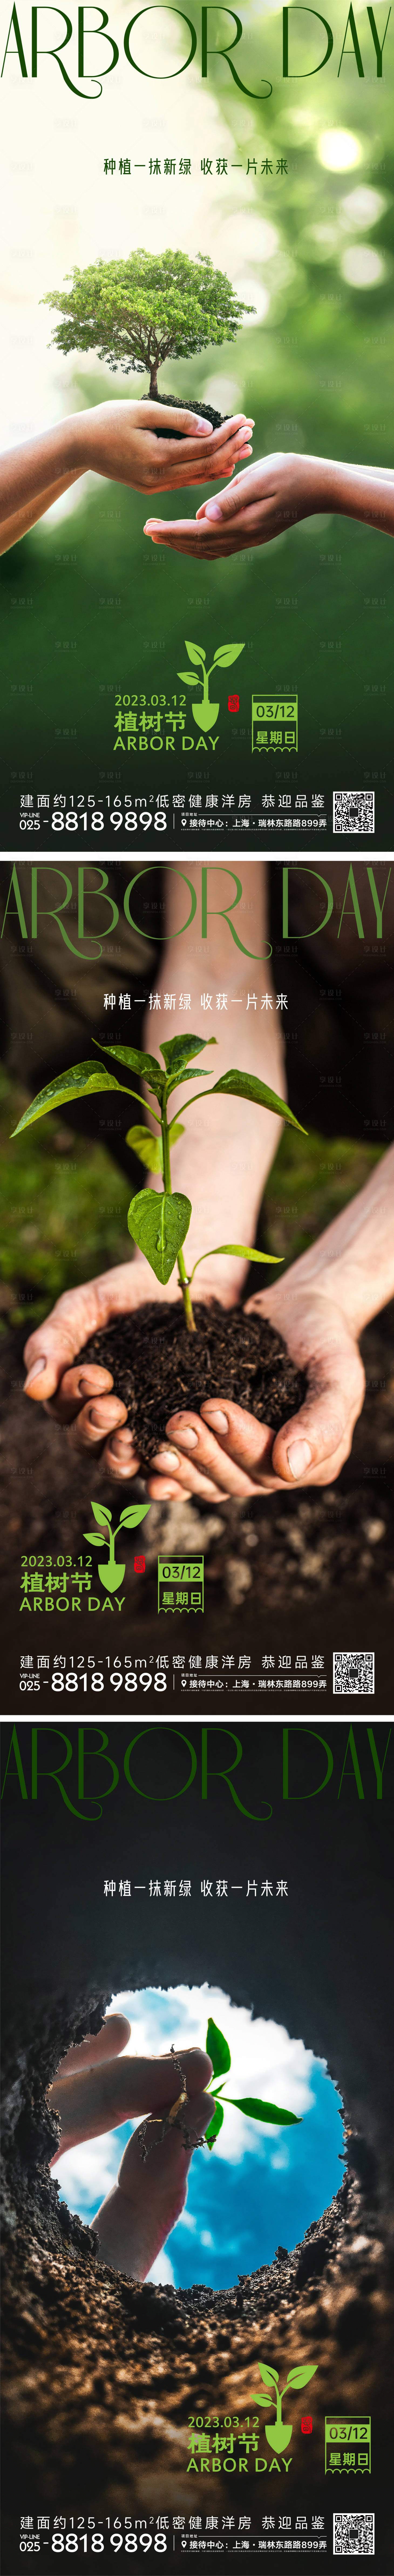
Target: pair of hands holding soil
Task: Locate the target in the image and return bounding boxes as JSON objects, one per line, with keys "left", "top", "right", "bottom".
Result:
{"left": 50, "top": 2017, "right": 213, "bottom": 2282}
{"left": 1, "top": 398, "right": 393, "bottom": 556}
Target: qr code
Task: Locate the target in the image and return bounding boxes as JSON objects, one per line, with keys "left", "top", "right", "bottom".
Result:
{"left": 333, "top": 1650, "right": 374, "bottom": 1697}
{"left": 333, "top": 790, "right": 374, "bottom": 836}
{"left": 333, "top": 2511, "right": 374, "bottom": 2556}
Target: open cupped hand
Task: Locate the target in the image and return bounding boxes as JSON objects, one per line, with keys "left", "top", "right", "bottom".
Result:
{"left": 23, "top": 1267, "right": 365, "bottom": 1501}
{"left": 79, "top": 397, "right": 254, "bottom": 493}
{"left": 144, "top": 450, "right": 314, "bottom": 551}
{"left": 141, "top": 1281, "right": 366, "bottom": 1500}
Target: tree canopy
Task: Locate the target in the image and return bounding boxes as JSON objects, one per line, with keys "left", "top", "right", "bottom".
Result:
{"left": 42, "top": 250, "right": 255, "bottom": 395}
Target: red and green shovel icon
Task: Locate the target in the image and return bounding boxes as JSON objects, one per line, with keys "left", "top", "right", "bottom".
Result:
{"left": 252, "top": 2360, "right": 317, "bottom": 2453}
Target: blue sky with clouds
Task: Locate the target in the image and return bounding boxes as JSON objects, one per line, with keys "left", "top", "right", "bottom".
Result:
{"left": 55, "top": 1985, "right": 344, "bottom": 2291}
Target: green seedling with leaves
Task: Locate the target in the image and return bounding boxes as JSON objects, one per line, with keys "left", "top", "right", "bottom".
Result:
{"left": 178, "top": 638, "right": 245, "bottom": 732}
{"left": 251, "top": 2358, "right": 318, "bottom": 2455}
{"left": 11, "top": 1031, "right": 305, "bottom": 1335}
{"left": 83, "top": 1498, "right": 150, "bottom": 1593}
{"left": 204, "top": 2017, "right": 302, "bottom": 2154}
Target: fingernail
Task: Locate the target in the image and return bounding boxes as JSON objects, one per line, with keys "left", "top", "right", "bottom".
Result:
{"left": 195, "top": 419, "right": 212, "bottom": 434}
{"left": 24, "top": 1357, "right": 47, "bottom": 1388}
{"left": 204, "top": 501, "right": 222, "bottom": 522}
{"left": 156, "top": 1483, "right": 176, "bottom": 1499}
{"left": 177, "top": 1425, "right": 198, "bottom": 1449}
{"left": 89, "top": 1405, "right": 107, "bottom": 1428}
{"left": 287, "top": 1439, "right": 312, "bottom": 1478}
{"left": 203, "top": 1408, "right": 228, "bottom": 1435}
{"left": 78, "top": 1371, "right": 102, "bottom": 1395}
{"left": 114, "top": 1428, "right": 134, "bottom": 1448}
{"left": 154, "top": 1449, "right": 179, "bottom": 1470}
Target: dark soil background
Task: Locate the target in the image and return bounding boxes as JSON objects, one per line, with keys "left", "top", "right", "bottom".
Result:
{"left": 78, "top": 1303, "right": 306, "bottom": 1461}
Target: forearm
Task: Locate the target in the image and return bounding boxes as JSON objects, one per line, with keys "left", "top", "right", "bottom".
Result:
{"left": 270, "top": 1144, "right": 394, "bottom": 1337}
{"left": 142, "top": 862, "right": 287, "bottom": 1295}
{"left": 0, "top": 467, "right": 84, "bottom": 555}
{"left": 308, "top": 455, "right": 394, "bottom": 536}
{"left": 0, "top": 415, "right": 84, "bottom": 528}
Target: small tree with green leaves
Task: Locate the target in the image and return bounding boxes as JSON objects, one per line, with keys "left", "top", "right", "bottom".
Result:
{"left": 12, "top": 1032, "right": 306, "bottom": 1335}
{"left": 42, "top": 249, "right": 255, "bottom": 398}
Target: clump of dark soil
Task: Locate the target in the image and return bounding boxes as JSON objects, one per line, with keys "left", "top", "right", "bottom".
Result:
{"left": 78, "top": 1299, "right": 306, "bottom": 1462}
{"left": 141, "top": 392, "right": 229, "bottom": 438}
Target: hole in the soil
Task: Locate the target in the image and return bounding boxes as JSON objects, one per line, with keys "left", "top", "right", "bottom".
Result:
{"left": 53, "top": 1985, "right": 345, "bottom": 2291}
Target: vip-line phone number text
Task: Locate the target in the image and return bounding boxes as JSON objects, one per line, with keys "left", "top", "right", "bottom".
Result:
{"left": 21, "top": 2540, "right": 167, "bottom": 2555}
{"left": 20, "top": 800, "right": 167, "bottom": 835}
{"left": 20, "top": 1663, "right": 166, "bottom": 1692}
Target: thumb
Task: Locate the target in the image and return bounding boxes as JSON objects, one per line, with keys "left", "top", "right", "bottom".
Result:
{"left": 23, "top": 1280, "right": 105, "bottom": 1400}
{"left": 140, "top": 403, "right": 213, "bottom": 439}
{"left": 271, "top": 1345, "right": 365, "bottom": 1485}
{"left": 202, "top": 469, "right": 255, "bottom": 525}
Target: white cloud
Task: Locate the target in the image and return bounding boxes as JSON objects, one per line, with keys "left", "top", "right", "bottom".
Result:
{"left": 55, "top": 2133, "right": 120, "bottom": 2212}
{"left": 145, "top": 2249, "right": 175, "bottom": 2286}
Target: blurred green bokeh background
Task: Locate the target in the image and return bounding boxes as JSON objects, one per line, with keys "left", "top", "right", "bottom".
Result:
{"left": 1, "top": 1065, "right": 381, "bottom": 1331}
{"left": 1, "top": 42, "right": 393, "bottom": 843}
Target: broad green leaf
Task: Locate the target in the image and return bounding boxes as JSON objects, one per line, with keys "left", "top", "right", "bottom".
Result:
{"left": 93, "top": 1040, "right": 165, "bottom": 1102}
{"left": 205, "top": 2100, "right": 224, "bottom": 2152}
{"left": 226, "top": 2098, "right": 301, "bottom": 2125}
{"left": 159, "top": 1034, "right": 216, "bottom": 1073}
{"left": 127, "top": 1188, "right": 191, "bottom": 1284}
{"left": 83, "top": 1532, "right": 104, "bottom": 1548}
{"left": 11, "top": 1060, "right": 136, "bottom": 1136}
{"left": 211, "top": 1068, "right": 307, "bottom": 1135}
{"left": 118, "top": 1503, "right": 151, "bottom": 1530}
{"left": 212, "top": 642, "right": 245, "bottom": 669}
{"left": 125, "top": 1123, "right": 163, "bottom": 1175}
{"left": 177, "top": 669, "right": 197, "bottom": 685}
{"left": 91, "top": 1502, "right": 112, "bottom": 1527}
{"left": 206, "top": 2017, "right": 231, "bottom": 2079}
{"left": 168, "top": 1119, "right": 185, "bottom": 1147}
{"left": 189, "top": 1243, "right": 283, "bottom": 1281}
{"left": 184, "top": 639, "right": 206, "bottom": 667}
{"left": 252, "top": 2392, "right": 274, "bottom": 2409}
{"left": 259, "top": 2364, "right": 279, "bottom": 2386}
{"left": 285, "top": 2365, "right": 318, "bottom": 2392}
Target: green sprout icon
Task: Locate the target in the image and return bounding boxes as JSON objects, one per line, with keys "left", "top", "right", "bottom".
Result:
{"left": 252, "top": 2359, "right": 318, "bottom": 2455}
{"left": 83, "top": 1499, "right": 150, "bottom": 1594}
{"left": 205, "top": 2018, "right": 302, "bottom": 2155}
{"left": 178, "top": 637, "right": 245, "bottom": 732}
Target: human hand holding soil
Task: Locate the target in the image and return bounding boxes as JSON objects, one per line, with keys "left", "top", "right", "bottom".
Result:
{"left": 0, "top": 403, "right": 253, "bottom": 555}
{"left": 50, "top": 2019, "right": 213, "bottom": 2282}
{"left": 22, "top": 1135, "right": 394, "bottom": 1500}
{"left": 144, "top": 449, "right": 394, "bottom": 557}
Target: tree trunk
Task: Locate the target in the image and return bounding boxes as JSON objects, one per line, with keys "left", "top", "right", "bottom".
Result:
{"left": 149, "top": 366, "right": 158, "bottom": 398}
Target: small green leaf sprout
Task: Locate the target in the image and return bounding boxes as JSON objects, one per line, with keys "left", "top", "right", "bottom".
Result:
{"left": 11, "top": 1032, "right": 306, "bottom": 1336}
{"left": 204, "top": 2017, "right": 302, "bottom": 2152}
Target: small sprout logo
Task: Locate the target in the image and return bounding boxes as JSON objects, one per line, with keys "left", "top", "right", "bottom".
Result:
{"left": 84, "top": 1499, "right": 150, "bottom": 1594}
{"left": 252, "top": 2359, "right": 318, "bottom": 2456}
{"left": 204, "top": 2017, "right": 302, "bottom": 2153}
{"left": 178, "top": 638, "right": 244, "bottom": 733}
